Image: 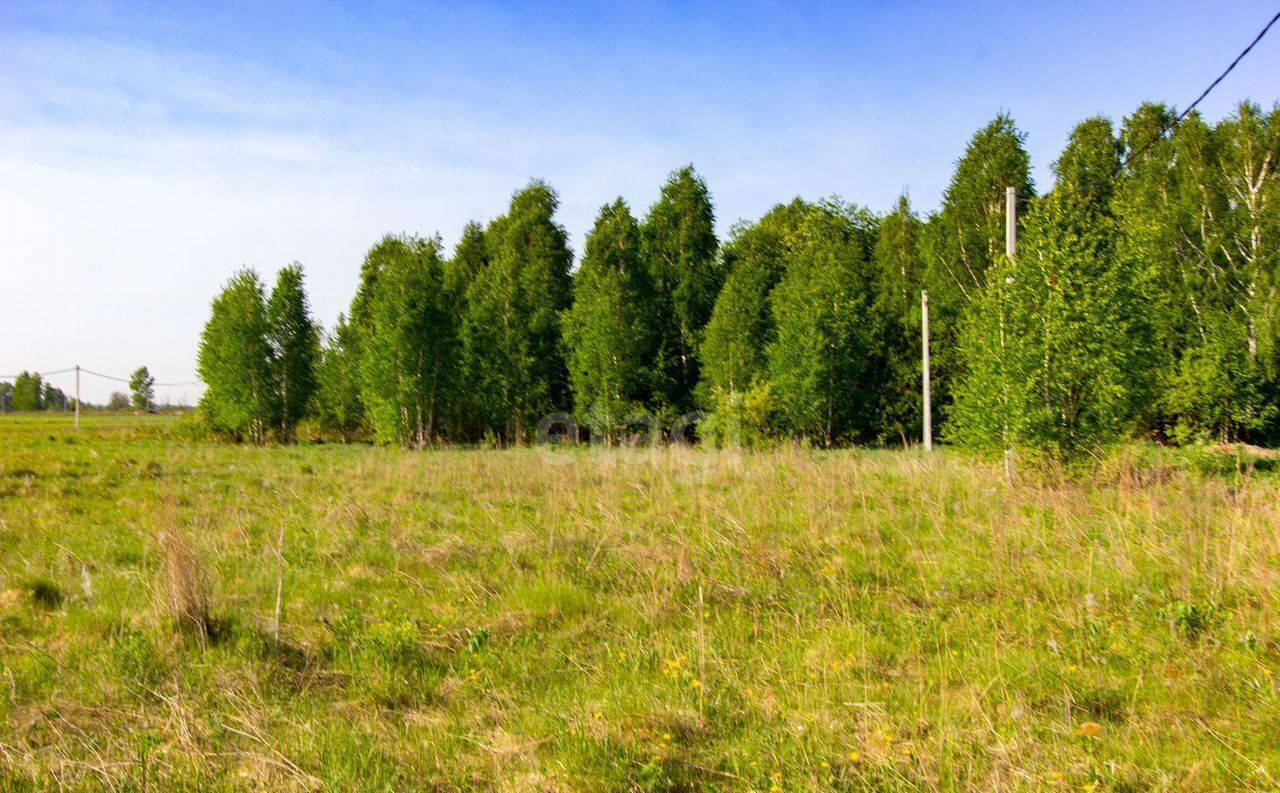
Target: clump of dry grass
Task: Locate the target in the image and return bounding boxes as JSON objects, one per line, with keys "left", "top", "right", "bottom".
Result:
{"left": 155, "top": 517, "right": 212, "bottom": 642}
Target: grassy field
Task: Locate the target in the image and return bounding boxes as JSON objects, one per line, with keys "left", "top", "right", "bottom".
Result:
{"left": 0, "top": 414, "right": 1278, "bottom": 791}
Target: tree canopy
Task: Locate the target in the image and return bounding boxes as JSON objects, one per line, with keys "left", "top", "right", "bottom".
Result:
{"left": 563, "top": 199, "right": 656, "bottom": 440}
{"left": 197, "top": 270, "right": 277, "bottom": 442}
{"left": 129, "top": 367, "right": 156, "bottom": 412}
{"left": 191, "top": 99, "right": 1280, "bottom": 461}
{"left": 267, "top": 263, "right": 321, "bottom": 439}
{"left": 642, "top": 166, "right": 721, "bottom": 414}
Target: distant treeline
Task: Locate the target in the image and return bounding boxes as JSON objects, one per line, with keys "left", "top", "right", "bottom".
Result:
{"left": 0, "top": 373, "right": 69, "bottom": 413}
{"left": 0, "top": 367, "right": 170, "bottom": 413}
{"left": 196, "top": 101, "right": 1280, "bottom": 458}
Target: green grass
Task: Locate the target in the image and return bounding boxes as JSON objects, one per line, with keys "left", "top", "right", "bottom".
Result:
{"left": 1, "top": 414, "right": 1279, "bottom": 790}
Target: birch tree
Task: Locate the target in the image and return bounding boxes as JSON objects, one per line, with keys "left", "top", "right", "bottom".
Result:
{"left": 563, "top": 199, "right": 656, "bottom": 440}
{"left": 197, "top": 270, "right": 277, "bottom": 442}
{"left": 360, "top": 235, "right": 457, "bottom": 447}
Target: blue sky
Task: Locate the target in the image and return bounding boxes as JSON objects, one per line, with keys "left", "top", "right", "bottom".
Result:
{"left": 2, "top": 0, "right": 1279, "bottom": 403}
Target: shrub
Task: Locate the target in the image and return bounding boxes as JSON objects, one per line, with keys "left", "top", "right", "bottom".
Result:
{"left": 23, "top": 576, "right": 64, "bottom": 609}
{"left": 700, "top": 384, "right": 775, "bottom": 448}
{"left": 1162, "top": 599, "right": 1220, "bottom": 641}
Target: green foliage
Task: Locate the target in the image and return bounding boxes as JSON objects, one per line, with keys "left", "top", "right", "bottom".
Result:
{"left": 267, "top": 263, "right": 321, "bottom": 439}
{"left": 444, "top": 220, "right": 488, "bottom": 302}
{"left": 1115, "top": 102, "right": 1280, "bottom": 443}
{"left": 444, "top": 221, "right": 489, "bottom": 438}
{"left": 1164, "top": 316, "right": 1272, "bottom": 445}
{"left": 921, "top": 114, "right": 1035, "bottom": 429}
{"left": 460, "top": 181, "right": 573, "bottom": 441}
{"left": 700, "top": 199, "right": 879, "bottom": 446}
{"left": 341, "top": 232, "right": 419, "bottom": 436}
{"left": 22, "top": 575, "right": 64, "bottom": 609}
{"left": 11, "top": 372, "right": 43, "bottom": 411}
{"left": 563, "top": 199, "right": 656, "bottom": 440}
{"left": 197, "top": 270, "right": 277, "bottom": 442}
{"left": 699, "top": 201, "right": 807, "bottom": 401}
{"left": 871, "top": 194, "right": 925, "bottom": 443}
{"left": 349, "top": 234, "right": 394, "bottom": 336}
{"left": 767, "top": 200, "right": 879, "bottom": 444}
{"left": 41, "top": 383, "right": 67, "bottom": 412}
{"left": 363, "top": 616, "right": 423, "bottom": 664}
{"left": 699, "top": 382, "right": 775, "bottom": 447}
{"left": 129, "top": 367, "right": 155, "bottom": 412}
{"left": 642, "top": 166, "right": 721, "bottom": 414}
{"left": 313, "top": 314, "right": 365, "bottom": 441}
{"left": 1161, "top": 599, "right": 1220, "bottom": 641}
{"left": 358, "top": 235, "right": 457, "bottom": 447}
{"left": 181, "top": 107, "right": 1277, "bottom": 460}
{"left": 950, "top": 119, "right": 1138, "bottom": 459}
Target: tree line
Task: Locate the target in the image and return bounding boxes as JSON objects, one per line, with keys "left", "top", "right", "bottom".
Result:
{"left": 0, "top": 373, "right": 68, "bottom": 413}
{"left": 0, "top": 367, "right": 161, "bottom": 413}
{"left": 196, "top": 100, "right": 1280, "bottom": 458}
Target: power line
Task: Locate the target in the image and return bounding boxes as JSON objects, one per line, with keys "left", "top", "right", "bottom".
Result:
{"left": 0, "top": 366, "right": 199, "bottom": 387}
{"left": 0, "top": 367, "right": 77, "bottom": 379}
{"left": 81, "top": 368, "right": 201, "bottom": 387}
{"left": 1117, "top": 9, "right": 1280, "bottom": 174}
{"left": 77, "top": 367, "right": 131, "bottom": 384}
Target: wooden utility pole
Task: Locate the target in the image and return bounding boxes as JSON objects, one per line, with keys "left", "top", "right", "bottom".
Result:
{"left": 74, "top": 364, "right": 80, "bottom": 431}
{"left": 921, "top": 290, "right": 932, "bottom": 451}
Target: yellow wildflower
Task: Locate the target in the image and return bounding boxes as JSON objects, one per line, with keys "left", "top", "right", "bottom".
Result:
{"left": 1077, "top": 722, "right": 1102, "bottom": 738}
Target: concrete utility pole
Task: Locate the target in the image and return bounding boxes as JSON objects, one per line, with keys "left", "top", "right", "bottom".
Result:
{"left": 1004, "top": 186, "right": 1017, "bottom": 481}
{"left": 74, "top": 364, "right": 80, "bottom": 431}
{"left": 1006, "top": 186, "right": 1017, "bottom": 261}
{"left": 921, "top": 290, "right": 932, "bottom": 451}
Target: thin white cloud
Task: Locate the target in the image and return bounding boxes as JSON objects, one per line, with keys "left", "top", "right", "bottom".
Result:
{"left": 3, "top": 2, "right": 1278, "bottom": 403}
